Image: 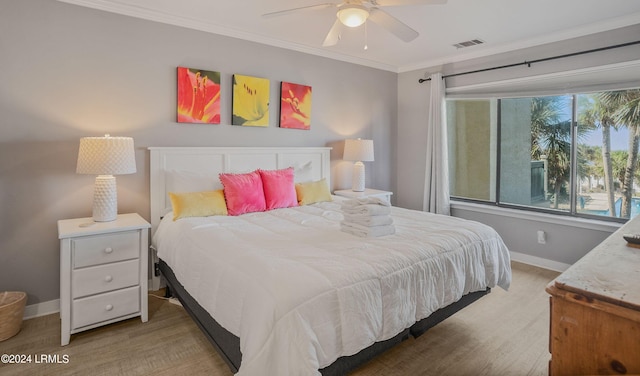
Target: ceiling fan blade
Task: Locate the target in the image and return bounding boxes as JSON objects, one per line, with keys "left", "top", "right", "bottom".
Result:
{"left": 372, "top": 0, "right": 446, "bottom": 6}
{"left": 262, "top": 3, "right": 337, "bottom": 18}
{"left": 322, "top": 19, "right": 342, "bottom": 47}
{"left": 368, "top": 8, "right": 419, "bottom": 42}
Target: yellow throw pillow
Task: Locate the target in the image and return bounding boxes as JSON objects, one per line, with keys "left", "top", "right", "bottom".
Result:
{"left": 295, "top": 179, "right": 332, "bottom": 205}
{"left": 169, "top": 190, "right": 228, "bottom": 220}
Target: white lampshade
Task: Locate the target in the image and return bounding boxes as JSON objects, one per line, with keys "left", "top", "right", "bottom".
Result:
{"left": 343, "top": 139, "right": 374, "bottom": 162}
{"left": 77, "top": 135, "right": 136, "bottom": 222}
{"left": 337, "top": 5, "right": 369, "bottom": 28}
{"left": 344, "top": 139, "right": 374, "bottom": 192}
{"left": 77, "top": 135, "right": 136, "bottom": 175}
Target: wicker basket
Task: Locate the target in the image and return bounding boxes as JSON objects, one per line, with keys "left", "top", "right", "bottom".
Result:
{"left": 0, "top": 291, "right": 27, "bottom": 341}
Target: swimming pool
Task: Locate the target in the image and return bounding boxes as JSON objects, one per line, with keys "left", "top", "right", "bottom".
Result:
{"left": 582, "top": 197, "right": 640, "bottom": 218}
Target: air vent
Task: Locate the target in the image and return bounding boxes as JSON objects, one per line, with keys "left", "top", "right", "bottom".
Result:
{"left": 452, "top": 39, "right": 485, "bottom": 49}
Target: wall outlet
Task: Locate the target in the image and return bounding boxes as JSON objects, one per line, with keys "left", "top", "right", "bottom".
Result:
{"left": 537, "top": 230, "right": 546, "bottom": 244}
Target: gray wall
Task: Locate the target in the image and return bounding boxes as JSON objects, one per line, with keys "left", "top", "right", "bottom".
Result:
{"left": 0, "top": 0, "right": 397, "bottom": 305}
{"left": 397, "top": 24, "right": 640, "bottom": 265}
{"left": 450, "top": 207, "right": 614, "bottom": 266}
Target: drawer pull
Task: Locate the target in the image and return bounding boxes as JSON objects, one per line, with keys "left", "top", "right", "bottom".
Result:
{"left": 105, "top": 304, "right": 113, "bottom": 311}
{"left": 104, "top": 247, "right": 114, "bottom": 254}
{"left": 104, "top": 275, "right": 113, "bottom": 283}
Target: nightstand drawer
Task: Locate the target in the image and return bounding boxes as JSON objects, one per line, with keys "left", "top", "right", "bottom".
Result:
{"left": 73, "top": 231, "right": 139, "bottom": 268}
{"left": 72, "top": 286, "right": 140, "bottom": 329}
{"left": 72, "top": 259, "right": 139, "bottom": 299}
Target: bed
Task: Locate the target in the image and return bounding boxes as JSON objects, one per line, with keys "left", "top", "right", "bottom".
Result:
{"left": 149, "top": 146, "right": 512, "bottom": 376}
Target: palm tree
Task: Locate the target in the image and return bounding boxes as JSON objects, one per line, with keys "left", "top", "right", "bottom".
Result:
{"left": 531, "top": 97, "right": 571, "bottom": 209}
{"left": 542, "top": 120, "right": 572, "bottom": 208}
{"left": 611, "top": 150, "right": 628, "bottom": 184}
{"left": 577, "top": 144, "right": 602, "bottom": 193}
{"left": 531, "top": 97, "right": 562, "bottom": 160}
{"left": 611, "top": 150, "right": 629, "bottom": 215}
{"left": 599, "top": 89, "right": 640, "bottom": 218}
{"left": 578, "top": 94, "right": 619, "bottom": 217}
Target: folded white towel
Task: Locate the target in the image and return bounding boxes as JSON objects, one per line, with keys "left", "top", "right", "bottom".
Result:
{"left": 343, "top": 214, "right": 394, "bottom": 227}
{"left": 342, "top": 204, "right": 391, "bottom": 216}
{"left": 340, "top": 221, "right": 396, "bottom": 238}
{"left": 341, "top": 197, "right": 390, "bottom": 208}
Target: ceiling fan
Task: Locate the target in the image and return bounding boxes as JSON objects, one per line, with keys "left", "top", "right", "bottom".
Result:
{"left": 263, "top": 0, "right": 447, "bottom": 47}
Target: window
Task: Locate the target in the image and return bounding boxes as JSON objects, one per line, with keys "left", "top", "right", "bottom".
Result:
{"left": 447, "top": 88, "right": 640, "bottom": 221}
{"left": 447, "top": 99, "right": 496, "bottom": 202}
{"left": 500, "top": 95, "right": 573, "bottom": 212}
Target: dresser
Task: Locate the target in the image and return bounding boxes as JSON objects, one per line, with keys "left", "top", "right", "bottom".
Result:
{"left": 546, "top": 216, "right": 640, "bottom": 375}
{"left": 58, "top": 213, "right": 150, "bottom": 346}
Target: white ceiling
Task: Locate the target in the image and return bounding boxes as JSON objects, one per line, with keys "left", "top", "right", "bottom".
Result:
{"left": 59, "top": 0, "right": 640, "bottom": 72}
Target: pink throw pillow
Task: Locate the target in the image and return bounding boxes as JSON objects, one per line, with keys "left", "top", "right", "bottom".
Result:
{"left": 259, "top": 167, "right": 299, "bottom": 210}
{"left": 219, "top": 171, "right": 266, "bottom": 216}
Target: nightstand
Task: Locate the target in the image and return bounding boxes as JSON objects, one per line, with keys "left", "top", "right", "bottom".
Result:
{"left": 58, "top": 213, "right": 150, "bottom": 346}
{"left": 333, "top": 188, "right": 393, "bottom": 205}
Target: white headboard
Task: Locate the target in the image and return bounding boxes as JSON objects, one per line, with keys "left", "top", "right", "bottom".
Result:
{"left": 148, "top": 146, "right": 332, "bottom": 234}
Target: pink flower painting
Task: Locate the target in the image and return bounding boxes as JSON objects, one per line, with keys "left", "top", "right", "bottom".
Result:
{"left": 279, "top": 82, "right": 311, "bottom": 130}
{"left": 177, "top": 67, "right": 221, "bottom": 124}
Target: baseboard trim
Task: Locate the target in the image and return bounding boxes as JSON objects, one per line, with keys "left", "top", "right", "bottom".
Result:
{"left": 23, "top": 299, "right": 60, "bottom": 320}
{"left": 510, "top": 250, "right": 571, "bottom": 272}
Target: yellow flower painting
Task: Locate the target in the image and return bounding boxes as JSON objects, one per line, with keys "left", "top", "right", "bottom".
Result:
{"left": 232, "top": 74, "right": 270, "bottom": 126}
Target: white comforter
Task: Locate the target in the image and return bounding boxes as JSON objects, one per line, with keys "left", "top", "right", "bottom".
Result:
{"left": 154, "top": 198, "right": 511, "bottom": 375}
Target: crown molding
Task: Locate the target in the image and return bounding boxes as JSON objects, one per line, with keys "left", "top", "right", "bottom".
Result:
{"left": 399, "top": 12, "right": 640, "bottom": 73}
{"left": 57, "top": 0, "right": 640, "bottom": 75}
{"left": 56, "top": 0, "right": 398, "bottom": 72}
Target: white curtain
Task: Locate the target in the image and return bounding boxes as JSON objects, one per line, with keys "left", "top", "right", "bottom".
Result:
{"left": 423, "top": 72, "right": 450, "bottom": 215}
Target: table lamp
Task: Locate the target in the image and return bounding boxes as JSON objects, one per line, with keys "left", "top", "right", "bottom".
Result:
{"left": 76, "top": 134, "right": 136, "bottom": 222}
{"left": 343, "top": 138, "right": 374, "bottom": 192}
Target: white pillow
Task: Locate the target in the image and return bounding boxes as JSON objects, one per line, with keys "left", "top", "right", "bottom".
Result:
{"left": 166, "top": 170, "right": 220, "bottom": 193}
{"left": 292, "top": 161, "right": 313, "bottom": 183}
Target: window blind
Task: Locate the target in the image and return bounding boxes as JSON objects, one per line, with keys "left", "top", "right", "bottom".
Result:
{"left": 445, "top": 60, "right": 640, "bottom": 99}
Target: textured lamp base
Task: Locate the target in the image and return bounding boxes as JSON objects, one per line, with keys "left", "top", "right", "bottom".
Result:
{"left": 351, "top": 161, "right": 366, "bottom": 192}
{"left": 93, "top": 175, "right": 118, "bottom": 222}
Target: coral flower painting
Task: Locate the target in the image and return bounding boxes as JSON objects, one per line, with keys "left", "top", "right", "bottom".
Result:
{"left": 177, "top": 66, "right": 221, "bottom": 124}
{"left": 232, "top": 74, "right": 270, "bottom": 127}
{"left": 280, "top": 82, "right": 311, "bottom": 130}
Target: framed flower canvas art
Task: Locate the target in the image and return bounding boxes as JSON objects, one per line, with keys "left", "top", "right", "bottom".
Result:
{"left": 280, "top": 82, "right": 311, "bottom": 130}
{"left": 177, "top": 67, "right": 221, "bottom": 124}
{"left": 232, "top": 74, "right": 270, "bottom": 127}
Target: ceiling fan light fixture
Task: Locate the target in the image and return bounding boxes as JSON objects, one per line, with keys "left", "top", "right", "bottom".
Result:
{"left": 337, "top": 5, "right": 369, "bottom": 27}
